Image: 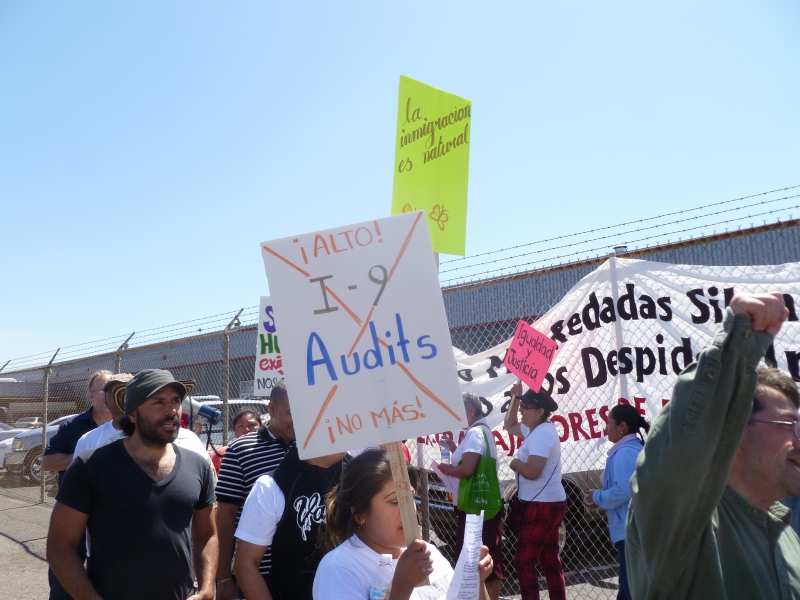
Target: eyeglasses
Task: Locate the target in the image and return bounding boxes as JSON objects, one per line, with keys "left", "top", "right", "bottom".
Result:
{"left": 520, "top": 404, "right": 538, "bottom": 411}
{"left": 748, "top": 419, "right": 800, "bottom": 441}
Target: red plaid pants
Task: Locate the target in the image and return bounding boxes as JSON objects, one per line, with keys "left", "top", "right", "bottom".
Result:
{"left": 513, "top": 500, "right": 567, "bottom": 600}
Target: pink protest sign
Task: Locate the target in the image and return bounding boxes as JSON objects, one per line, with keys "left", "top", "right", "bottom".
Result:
{"left": 503, "top": 320, "right": 558, "bottom": 392}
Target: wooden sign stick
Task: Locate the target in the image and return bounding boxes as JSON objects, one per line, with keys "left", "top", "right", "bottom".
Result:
{"left": 383, "top": 440, "right": 430, "bottom": 587}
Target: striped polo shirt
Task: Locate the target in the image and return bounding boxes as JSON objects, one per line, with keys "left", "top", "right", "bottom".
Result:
{"left": 217, "top": 426, "right": 290, "bottom": 576}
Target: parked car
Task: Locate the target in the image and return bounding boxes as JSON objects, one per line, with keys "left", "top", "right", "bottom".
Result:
{"left": 14, "top": 416, "right": 43, "bottom": 429}
{"left": 3, "top": 414, "right": 77, "bottom": 482}
{"left": 0, "top": 422, "right": 29, "bottom": 442}
{"left": 0, "top": 438, "right": 14, "bottom": 465}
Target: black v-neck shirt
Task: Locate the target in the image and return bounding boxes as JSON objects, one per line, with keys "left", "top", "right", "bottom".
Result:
{"left": 56, "top": 439, "right": 216, "bottom": 600}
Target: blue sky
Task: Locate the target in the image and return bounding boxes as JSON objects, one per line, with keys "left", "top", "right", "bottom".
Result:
{"left": 1, "top": 1, "right": 799, "bottom": 365}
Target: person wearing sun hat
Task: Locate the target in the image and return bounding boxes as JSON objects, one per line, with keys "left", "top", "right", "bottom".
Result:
{"left": 504, "top": 381, "right": 567, "bottom": 600}
{"left": 47, "top": 369, "right": 218, "bottom": 600}
{"left": 72, "top": 373, "right": 134, "bottom": 458}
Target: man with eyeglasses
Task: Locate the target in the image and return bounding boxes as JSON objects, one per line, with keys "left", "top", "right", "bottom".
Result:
{"left": 72, "top": 373, "right": 133, "bottom": 458}
{"left": 42, "top": 370, "right": 113, "bottom": 478}
{"left": 42, "top": 369, "right": 113, "bottom": 600}
{"left": 627, "top": 292, "right": 800, "bottom": 600}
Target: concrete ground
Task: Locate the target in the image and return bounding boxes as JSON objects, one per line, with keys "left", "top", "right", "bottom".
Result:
{"left": 0, "top": 478, "right": 621, "bottom": 600}
{"left": 500, "top": 566, "right": 621, "bottom": 599}
{"left": 0, "top": 492, "right": 51, "bottom": 600}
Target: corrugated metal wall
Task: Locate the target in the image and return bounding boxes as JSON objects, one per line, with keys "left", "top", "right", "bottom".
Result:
{"left": 3, "top": 221, "right": 799, "bottom": 403}
{"left": 443, "top": 221, "right": 800, "bottom": 353}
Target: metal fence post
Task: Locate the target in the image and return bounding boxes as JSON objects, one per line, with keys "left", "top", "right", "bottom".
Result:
{"left": 607, "top": 252, "right": 629, "bottom": 400}
{"left": 223, "top": 310, "right": 244, "bottom": 445}
{"left": 41, "top": 349, "right": 59, "bottom": 504}
{"left": 115, "top": 332, "right": 135, "bottom": 374}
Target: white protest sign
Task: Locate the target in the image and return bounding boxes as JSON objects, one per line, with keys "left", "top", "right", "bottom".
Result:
{"left": 261, "top": 211, "right": 466, "bottom": 459}
{"left": 253, "top": 296, "right": 283, "bottom": 397}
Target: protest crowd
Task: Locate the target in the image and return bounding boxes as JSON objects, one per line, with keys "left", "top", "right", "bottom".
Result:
{"left": 39, "top": 292, "right": 800, "bottom": 600}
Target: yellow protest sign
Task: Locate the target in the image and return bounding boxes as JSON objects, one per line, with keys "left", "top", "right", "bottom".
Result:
{"left": 390, "top": 76, "right": 471, "bottom": 256}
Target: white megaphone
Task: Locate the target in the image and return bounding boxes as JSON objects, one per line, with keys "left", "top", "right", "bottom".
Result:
{"left": 181, "top": 396, "right": 222, "bottom": 429}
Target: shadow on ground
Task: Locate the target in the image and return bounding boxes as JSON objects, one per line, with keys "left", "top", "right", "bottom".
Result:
{"left": 0, "top": 483, "right": 53, "bottom": 600}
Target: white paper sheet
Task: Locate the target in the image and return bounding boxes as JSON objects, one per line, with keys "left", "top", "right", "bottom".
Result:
{"left": 446, "top": 511, "right": 482, "bottom": 600}
{"left": 431, "top": 460, "right": 459, "bottom": 498}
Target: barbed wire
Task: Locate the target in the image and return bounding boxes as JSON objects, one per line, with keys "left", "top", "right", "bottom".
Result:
{"left": 5, "top": 185, "right": 799, "bottom": 370}
{"left": 126, "top": 307, "right": 259, "bottom": 346}
{"left": 439, "top": 194, "right": 800, "bottom": 275}
{"left": 2, "top": 306, "right": 260, "bottom": 366}
{"left": 441, "top": 208, "right": 798, "bottom": 285}
{"left": 3, "top": 306, "right": 261, "bottom": 371}
{"left": 440, "top": 183, "right": 800, "bottom": 266}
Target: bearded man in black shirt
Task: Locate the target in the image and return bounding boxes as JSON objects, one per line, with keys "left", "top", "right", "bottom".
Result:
{"left": 46, "top": 369, "right": 218, "bottom": 600}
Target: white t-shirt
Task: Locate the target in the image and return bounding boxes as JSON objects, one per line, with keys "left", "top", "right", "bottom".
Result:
{"left": 516, "top": 423, "right": 565, "bottom": 502}
{"left": 235, "top": 473, "right": 286, "bottom": 547}
{"left": 451, "top": 419, "right": 497, "bottom": 506}
{"left": 313, "top": 534, "right": 453, "bottom": 600}
{"left": 74, "top": 421, "right": 118, "bottom": 459}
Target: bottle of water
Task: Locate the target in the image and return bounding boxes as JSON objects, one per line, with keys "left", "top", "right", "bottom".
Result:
{"left": 440, "top": 440, "right": 451, "bottom": 465}
{"left": 368, "top": 554, "right": 394, "bottom": 600}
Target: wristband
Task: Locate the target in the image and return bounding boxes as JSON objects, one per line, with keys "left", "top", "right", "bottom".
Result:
{"left": 217, "top": 577, "right": 233, "bottom": 586}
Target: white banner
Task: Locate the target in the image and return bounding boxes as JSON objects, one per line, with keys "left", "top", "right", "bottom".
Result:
{"left": 425, "top": 258, "right": 800, "bottom": 474}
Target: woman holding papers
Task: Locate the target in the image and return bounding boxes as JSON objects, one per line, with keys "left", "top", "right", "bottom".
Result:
{"left": 314, "top": 448, "right": 494, "bottom": 600}
{"left": 583, "top": 404, "right": 648, "bottom": 600}
{"left": 437, "top": 391, "right": 504, "bottom": 600}
{"left": 505, "top": 382, "right": 567, "bottom": 600}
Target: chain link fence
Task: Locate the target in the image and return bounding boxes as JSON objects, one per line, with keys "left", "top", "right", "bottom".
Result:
{"left": 436, "top": 219, "right": 800, "bottom": 597}
{"left": 1, "top": 219, "right": 799, "bottom": 598}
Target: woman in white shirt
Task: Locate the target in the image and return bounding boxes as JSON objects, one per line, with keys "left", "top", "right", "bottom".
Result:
{"left": 313, "top": 448, "right": 494, "bottom": 600}
{"left": 438, "top": 391, "right": 504, "bottom": 600}
{"left": 504, "top": 383, "right": 567, "bottom": 600}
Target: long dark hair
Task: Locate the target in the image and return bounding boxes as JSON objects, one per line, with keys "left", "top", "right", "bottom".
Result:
{"left": 609, "top": 404, "right": 650, "bottom": 442}
{"left": 323, "top": 448, "right": 418, "bottom": 552}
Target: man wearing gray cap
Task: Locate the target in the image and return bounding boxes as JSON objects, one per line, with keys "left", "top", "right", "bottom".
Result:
{"left": 46, "top": 369, "right": 218, "bottom": 600}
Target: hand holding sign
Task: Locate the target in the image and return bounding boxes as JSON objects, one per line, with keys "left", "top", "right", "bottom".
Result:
{"left": 261, "top": 212, "right": 465, "bottom": 569}
{"left": 503, "top": 320, "right": 559, "bottom": 392}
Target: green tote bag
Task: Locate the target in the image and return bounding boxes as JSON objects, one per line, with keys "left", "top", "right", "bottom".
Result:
{"left": 456, "top": 425, "right": 503, "bottom": 520}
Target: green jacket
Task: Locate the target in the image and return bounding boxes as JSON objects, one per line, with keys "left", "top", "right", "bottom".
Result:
{"left": 626, "top": 309, "right": 800, "bottom": 599}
